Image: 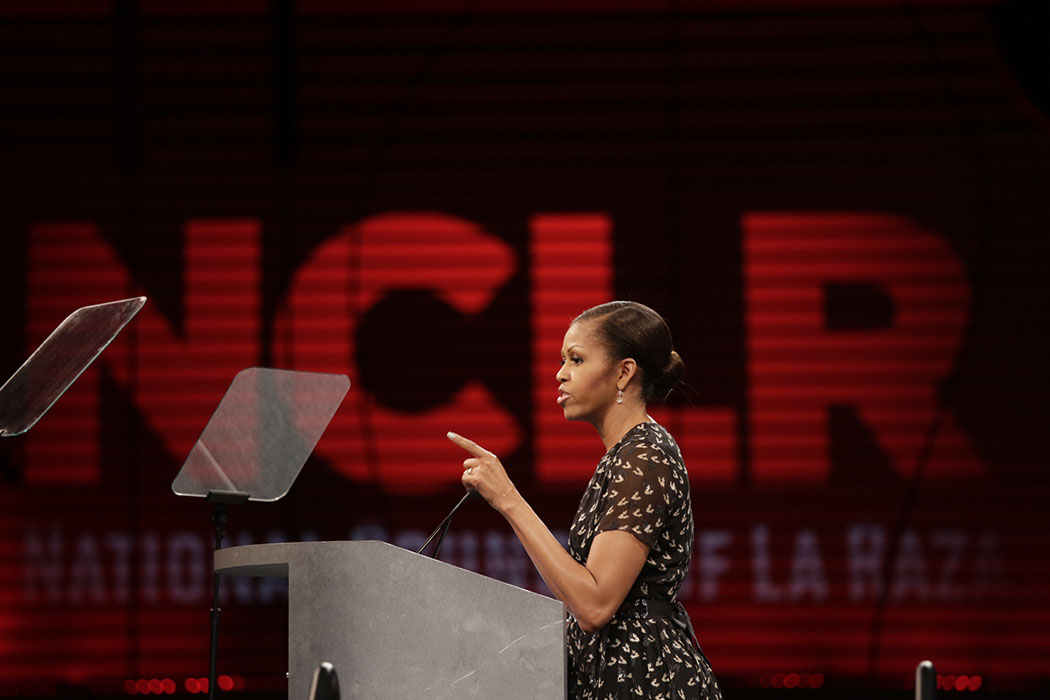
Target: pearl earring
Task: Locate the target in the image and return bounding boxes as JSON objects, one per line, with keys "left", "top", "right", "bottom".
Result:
{"left": 617, "top": 389, "right": 623, "bottom": 404}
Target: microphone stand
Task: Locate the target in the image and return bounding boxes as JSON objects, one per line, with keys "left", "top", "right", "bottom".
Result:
{"left": 416, "top": 490, "right": 476, "bottom": 559}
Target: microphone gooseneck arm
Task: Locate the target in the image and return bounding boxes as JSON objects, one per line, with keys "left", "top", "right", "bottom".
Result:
{"left": 416, "top": 490, "right": 477, "bottom": 559}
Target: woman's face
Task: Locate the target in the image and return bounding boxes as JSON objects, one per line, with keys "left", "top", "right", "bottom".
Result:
{"left": 556, "top": 320, "right": 620, "bottom": 423}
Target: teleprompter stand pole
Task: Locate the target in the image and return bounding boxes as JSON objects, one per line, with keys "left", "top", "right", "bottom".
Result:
{"left": 207, "top": 490, "right": 249, "bottom": 700}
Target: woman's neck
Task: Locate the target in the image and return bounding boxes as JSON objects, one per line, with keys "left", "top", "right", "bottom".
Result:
{"left": 594, "top": 405, "right": 652, "bottom": 452}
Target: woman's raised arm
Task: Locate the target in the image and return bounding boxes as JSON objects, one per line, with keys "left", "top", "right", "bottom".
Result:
{"left": 449, "top": 431, "right": 648, "bottom": 633}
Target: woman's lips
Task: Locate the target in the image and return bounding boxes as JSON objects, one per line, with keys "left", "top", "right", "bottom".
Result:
{"left": 557, "top": 391, "right": 570, "bottom": 406}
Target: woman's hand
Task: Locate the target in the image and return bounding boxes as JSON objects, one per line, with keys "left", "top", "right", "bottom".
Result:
{"left": 447, "top": 431, "right": 518, "bottom": 513}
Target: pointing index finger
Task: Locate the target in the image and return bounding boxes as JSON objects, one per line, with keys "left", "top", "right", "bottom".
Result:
{"left": 447, "top": 431, "right": 491, "bottom": 458}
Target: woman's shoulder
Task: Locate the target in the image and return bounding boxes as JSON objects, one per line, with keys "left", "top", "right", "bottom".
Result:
{"left": 601, "top": 422, "right": 690, "bottom": 507}
{"left": 630, "top": 421, "right": 681, "bottom": 455}
{"left": 608, "top": 422, "right": 684, "bottom": 469}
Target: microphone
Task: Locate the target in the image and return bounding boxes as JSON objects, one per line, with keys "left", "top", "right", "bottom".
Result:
{"left": 308, "top": 662, "right": 339, "bottom": 700}
{"left": 416, "top": 489, "right": 479, "bottom": 559}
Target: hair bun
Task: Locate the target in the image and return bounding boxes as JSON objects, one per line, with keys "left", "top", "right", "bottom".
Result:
{"left": 653, "top": 350, "right": 685, "bottom": 400}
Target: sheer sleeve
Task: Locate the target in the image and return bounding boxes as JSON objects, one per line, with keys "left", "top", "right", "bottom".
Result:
{"left": 593, "top": 437, "right": 683, "bottom": 550}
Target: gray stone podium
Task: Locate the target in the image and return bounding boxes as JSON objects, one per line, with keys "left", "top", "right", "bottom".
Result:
{"left": 215, "top": 540, "right": 566, "bottom": 700}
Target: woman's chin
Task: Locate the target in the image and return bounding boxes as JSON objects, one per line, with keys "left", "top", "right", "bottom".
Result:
{"left": 561, "top": 406, "right": 586, "bottom": 422}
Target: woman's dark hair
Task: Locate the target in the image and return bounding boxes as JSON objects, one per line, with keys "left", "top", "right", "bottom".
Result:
{"left": 573, "top": 301, "right": 685, "bottom": 402}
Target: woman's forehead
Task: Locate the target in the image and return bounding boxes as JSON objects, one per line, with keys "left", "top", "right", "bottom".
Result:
{"left": 562, "top": 320, "right": 599, "bottom": 350}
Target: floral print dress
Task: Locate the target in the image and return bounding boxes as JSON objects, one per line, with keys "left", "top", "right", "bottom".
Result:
{"left": 566, "top": 422, "right": 722, "bottom": 700}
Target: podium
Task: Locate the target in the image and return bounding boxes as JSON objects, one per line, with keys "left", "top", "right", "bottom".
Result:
{"left": 215, "top": 540, "right": 566, "bottom": 700}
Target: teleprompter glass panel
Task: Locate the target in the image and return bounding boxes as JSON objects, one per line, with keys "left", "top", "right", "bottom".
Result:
{"left": 172, "top": 368, "right": 350, "bottom": 502}
{"left": 0, "top": 297, "right": 146, "bottom": 437}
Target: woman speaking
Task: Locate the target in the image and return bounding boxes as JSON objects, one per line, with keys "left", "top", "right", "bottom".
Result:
{"left": 449, "top": 301, "right": 721, "bottom": 700}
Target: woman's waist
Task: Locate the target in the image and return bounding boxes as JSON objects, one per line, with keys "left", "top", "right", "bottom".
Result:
{"left": 616, "top": 597, "right": 684, "bottom": 621}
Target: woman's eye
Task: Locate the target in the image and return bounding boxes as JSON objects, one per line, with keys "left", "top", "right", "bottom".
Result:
{"left": 572, "top": 357, "right": 583, "bottom": 365}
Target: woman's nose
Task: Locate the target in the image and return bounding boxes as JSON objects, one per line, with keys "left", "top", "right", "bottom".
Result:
{"left": 556, "top": 364, "right": 568, "bottom": 382}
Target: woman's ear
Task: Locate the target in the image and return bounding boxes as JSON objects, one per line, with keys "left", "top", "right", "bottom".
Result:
{"left": 617, "top": 358, "right": 639, "bottom": 390}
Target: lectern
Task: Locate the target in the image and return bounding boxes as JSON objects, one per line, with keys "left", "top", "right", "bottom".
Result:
{"left": 216, "top": 540, "right": 566, "bottom": 700}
